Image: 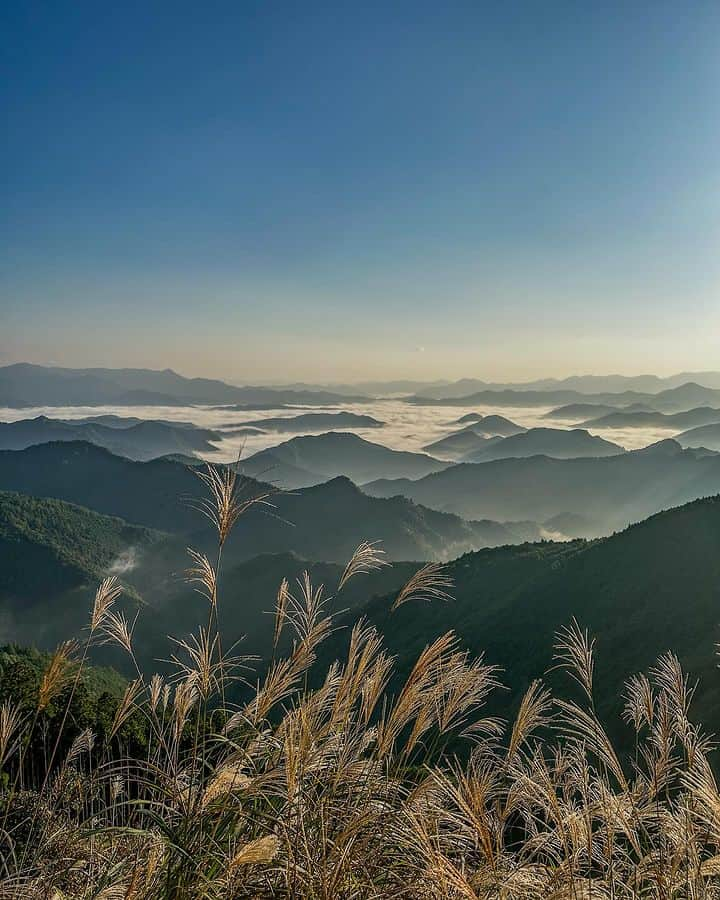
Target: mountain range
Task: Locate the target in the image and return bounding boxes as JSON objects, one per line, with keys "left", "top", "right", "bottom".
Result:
{"left": 423, "top": 429, "right": 504, "bottom": 460}
{"left": 6, "top": 365, "right": 720, "bottom": 409}
{"left": 232, "top": 412, "right": 384, "bottom": 432}
{"left": 543, "top": 402, "right": 654, "bottom": 420}
{"left": 365, "top": 439, "right": 720, "bottom": 535}
{"left": 286, "top": 372, "right": 720, "bottom": 398}
{"left": 0, "top": 415, "right": 221, "bottom": 461}
{"left": 0, "top": 441, "right": 538, "bottom": 562}
{"left": 462, "top": 427, "right": 625, "bottom": 462}
{"left": 407, "top": 382, "right": 720, "bottom": 413}
{"left": 675, "top": 424, "right": 720, "bottom": 452}
{"left": 424, "top": 425, "right": 623, "bottom": 463}
{"left": 407, "top": 372, "right": 720, "bottom": 398}
{"left": 577, "top": 407, "right": 720, "bottom": 430}
{"left": 0, "top": 363, "right": 368, "bottom": 407}
{"left": 237, "top": 432, "right": 450, "bottom": 489}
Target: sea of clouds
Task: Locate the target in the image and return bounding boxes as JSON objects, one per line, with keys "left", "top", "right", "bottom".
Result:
{"left": 0, "top": 399, "right": 680, "bottom": 461}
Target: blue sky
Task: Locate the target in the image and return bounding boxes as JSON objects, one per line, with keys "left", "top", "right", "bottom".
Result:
{"left": 2, "top": 1, "right": 719, "bottom": 382}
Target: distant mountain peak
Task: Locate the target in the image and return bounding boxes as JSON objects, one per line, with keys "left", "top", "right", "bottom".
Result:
{"left": 632, "top": 439, "right": 683, "bottom": 457}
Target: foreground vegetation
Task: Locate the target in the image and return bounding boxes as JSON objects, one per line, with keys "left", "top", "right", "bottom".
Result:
{"left": 2, "top": 466, "right": 720, "bottom": 898}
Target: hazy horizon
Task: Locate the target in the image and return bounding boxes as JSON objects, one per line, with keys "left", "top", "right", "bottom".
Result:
{"left": 4, "top": 357, "right": 720, "bottom": 389}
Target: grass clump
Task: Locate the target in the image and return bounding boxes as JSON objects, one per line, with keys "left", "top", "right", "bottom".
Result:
{"left": 1, "top": 464, "right": 720, "bottom": 898}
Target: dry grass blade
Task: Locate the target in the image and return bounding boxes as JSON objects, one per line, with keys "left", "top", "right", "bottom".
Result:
{"left": 99, "top": 610, "right": 135, "bottom": 655}
{"left": 191, "top": 460, "right": 276, "bottom": 546}
{"left": 90, "top": 576, "right": 123, "bottom": 631}
{"left": 110, "top": 678, "right": 143, "bottom": 740}
{"left": 66, "top": 727, "right": 95, "bottom": 765}
{"left": 553, "top": 618, "right": 595, "bottom": 703}
{"left": 338, "top": 540, "right": 389, "bottom": 592}
{"left": 185, "top": 548, "right": 217, "bottom": 606}
{"left": 202, "top": 761, "right": 252, "bottom": 807}
{"left": 272, "top": 577, "right": 290, "bottom": 652}
{"left": 507, "top": 679, "right": 552, "bottom": 761}
{"left": 38, "top": 640, "right": 78, "bottom": 711}
{"left": 0, "top": 701, "right": 24, "bottom": 767}
{"left": 391, "top": 562, "right": 453, "bottom": 612}
{"left": 228, "top": 834, "right": 279, "bottom": 870}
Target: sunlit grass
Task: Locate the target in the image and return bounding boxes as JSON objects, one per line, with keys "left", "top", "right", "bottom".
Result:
{"left": 1, "top": 462, "right": 719, "bottom": 898}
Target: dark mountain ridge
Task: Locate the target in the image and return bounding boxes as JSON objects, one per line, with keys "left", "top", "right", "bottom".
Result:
{"left": 320, "top": 494, "right": 720, "bottom": 743}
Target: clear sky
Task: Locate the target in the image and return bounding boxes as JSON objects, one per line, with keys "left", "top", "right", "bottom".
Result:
{"left": 2, "top": 1, "right": 719, "bottom": 383}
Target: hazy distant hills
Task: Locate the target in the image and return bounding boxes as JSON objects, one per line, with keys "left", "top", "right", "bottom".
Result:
{"left": 258, "top": 373, "right": 720, "bottom": 398}
{"left": 409, "top": 372, "right": 720, "bottom": 399}
{"left": 225, "top": 476, "right": 540, "bottom": 562}
{"left": 452, "top": 414, "right": 525, "bottom": 435}
{"left": 675, "top": 424, "right": 720, "bottom": 452}
{"left": 0, "top": 415, "right": 220, "bottom": 461}
{"left": 365, "top": 440, "right": 720, "bottom": 535}
{"left": 6, "top": 364, "right": 720, "bottom": 409}
{"left": 423, "top": 429, "right": 503, "bottom": 460}
{"left": 0, "top": 442, "right": 534, "bottom": 562}
{"left": 423, "top": 424, "right": 621, "bottom": 463}
{"left": 578, "top": 407, "right": 720, "bottom": 430}
{"left": 238, "top": 432, "right": 449, "bottom": 489}
{"left": 462, "top": 428, "right": 625, "bottom": 462}
{"left": 407, "top": 382, "right": 720, "bottom": 413}
{"left": 0, "top": 363, "right": 368, "bottom": 407}
{"left": 59, "top": 414, "right": 199, "bottom": 429}
{"left": 235, "top": 412, "right": 384, "bottom": 432}
{"left": 424, "top": 416, "right": 526, "bottom": 459}
{"left": 543, "top": 403, "right": 648, "bottom": 420}
{"left": 320, "top": 494, "right": 720, "bottom": 741}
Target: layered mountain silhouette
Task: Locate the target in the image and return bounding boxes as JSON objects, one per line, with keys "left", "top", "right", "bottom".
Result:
{"left": 461, "top": 428, "right": 625, "bottom": 462}
{"left": 451, "top": 414, "right": 525, "bottom": 435}
{"left": 409, "top": 372, "right": 720, "bottom": 398}
{"left": 365, "top": 440, "right": 720, "bottom": 535}
{"left": 423, "top": 429, "right": 503, "bottom": 460}
{"left": 0, "top": 363, "right": 367, "bottom": 407}
{"left": 238, "top": 432, "right": 449, "bottom": 488}
{"left": 0, "top": 442, "right": 536, "bottom": 562}
{"left": 543, "top": 403, "right": 640, "bottom": 420}
{"left": 234, "top": 412, "right": 384, "bottom": 432}
{"left": 0, "top": 415, "right": 221, "bottom": 461}
{"left": 6, "top": 365, "right": 720, "bottom": 408}
{"left": 578, "top": 407, "right": 720, "bottom": 430}
{"left": 675, "top": 424, "right": 720, "bottom": 451}
{"left": 407, "top": 382, "right": 720, "bottom": 413}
